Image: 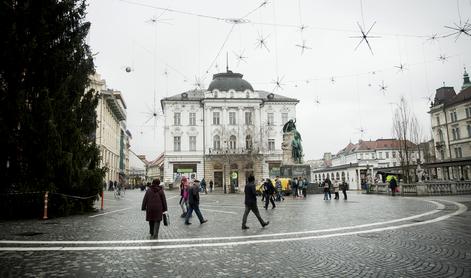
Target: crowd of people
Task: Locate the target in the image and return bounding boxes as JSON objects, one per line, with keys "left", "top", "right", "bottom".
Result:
{"left": 321, "top": 177, "right": 348, "bottom": 200}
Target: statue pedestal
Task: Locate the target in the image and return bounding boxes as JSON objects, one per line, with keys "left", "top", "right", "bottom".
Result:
{"left": 280, "top": 131, "right": 310, "bottom": 180}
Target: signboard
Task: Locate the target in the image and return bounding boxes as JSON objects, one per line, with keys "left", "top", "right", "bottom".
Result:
{"left": 177, "top": 168, "right": 194, "bottom": 173}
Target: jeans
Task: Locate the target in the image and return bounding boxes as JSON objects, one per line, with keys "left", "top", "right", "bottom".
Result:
{"left": 342, "top": 189, "right": 347, "bottom": 200}
{"left": 324, "top": 191, "right": 329, "bottom": 200}
{"left": 242, "top": 204, "right": 265, "bottom": 227}
{"left": 264, "top": 193, "right": 276, "bottom": 209}
{"left": 185, "top": 203, "right": 204, "bottom": 223}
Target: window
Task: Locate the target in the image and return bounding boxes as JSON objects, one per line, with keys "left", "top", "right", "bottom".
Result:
{"left": 392, "top": 151, "right": 396, "bottom": 158}
{"left": 436, "top": 116, "right": 440, "bottom": 125}
{"left": 379, "top": 152, "right": 383, "bottom": 159}
{"left": 174, "top": 136, "right": 181, "bottom": 151}
{"left": 189, "top": 136, "right": 196, "bottom": 151}
{"left": 245, "top": 111, "right": 252, "bottom": 125}
{"left": 282, "top": 113, "right": 288, "bottom": 125}
{"left": 466, "top": 107, "right": 471, "bottom": 118}
{"left": 268, "top": 139, "right": 275, "bottom": 151}
{"left": 174, "top": 112, "right": 181, "bottom": 126}
{"left": 245, "top": 135, "right": 252, "bottom": 149}
{"left": 454, "top": 147, "right": 463, "bottom": 158}
{"left": 438, "top": 129, "right": 444, "bottom": 141}
{"left": 385, "top": 152, "right": 389, "bottom": 158}
{"left": 468, "top": 124, "right": 471, "bottom": 137}
{"left": 229, "top": 112, "right": 236, "bottom": 125}
{"left": 450, "top": 111, "right": 458, "bottom": 122}
{"left": 267, "top": 113, "right": 274, "bottom": 125}
{"left": 213, "top": 135, "right": 220, "bottom": 150}
{"left": 229, "top": 135, "right": 237, "bottom": 149}
{"left": 213, "top": 112, "right": 220, "bottom": 125}
{"left": 360, "top": 153, "right": 364, "bottom": 160}
{"left": 452, "top": 127, "right": 461, "bottom": 140}
{"left": 189, "top": 113, "right": 196, "bottom": 126}
{"left": 372, "top": 153, "right": 376, "bottom": 159}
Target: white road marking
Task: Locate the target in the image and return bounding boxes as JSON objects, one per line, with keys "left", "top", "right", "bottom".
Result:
{"left": 200, "top": 208, "right": 237, "bottom": 215}
{"left": 0, "top": 200, "right": 449, "bottom": 245}
{"left": 0, "top": 201, "right": 465, "bottom": 251}
{"left": 88, "top": 207, "right": 133, "bottom": 218}
{"left": 166, "top": 195, "right": 179, "bottom": 200}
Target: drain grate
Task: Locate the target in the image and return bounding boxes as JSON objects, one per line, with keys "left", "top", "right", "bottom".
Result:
{"left": 15, "top": 232, "right": 44, "bottom": 236}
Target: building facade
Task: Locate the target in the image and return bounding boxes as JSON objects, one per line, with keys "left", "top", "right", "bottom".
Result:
{"left": 428, "top": 69, "right": 471, "bottom": 179}
{"left": 311, "top": 139, "right": 419, "bottom": 190}
{"left": 161, "top": 70, "right": 298, "bottom": 192}
{"left": 89, "top": 73, "right": 131, "bottom": 184}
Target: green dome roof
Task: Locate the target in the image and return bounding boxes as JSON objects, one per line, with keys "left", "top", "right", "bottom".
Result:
{"left": 208, "top": 71, "right": 253, "bottom": 92}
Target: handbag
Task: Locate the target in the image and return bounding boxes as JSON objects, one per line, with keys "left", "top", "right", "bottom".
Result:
{"left": 163, "top": 212, "right": 170, "bottom": 226}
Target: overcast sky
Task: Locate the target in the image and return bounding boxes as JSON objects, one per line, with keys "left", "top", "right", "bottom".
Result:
{"left": 86, "top": 0, "right": 471, "bottom": 162}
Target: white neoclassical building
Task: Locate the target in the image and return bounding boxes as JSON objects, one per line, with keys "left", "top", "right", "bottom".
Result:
{"left": 428, "top": 69, "right": 471, "bottom": 179}
{"left": 89, "top": 73, "right": 131, "bottom": 185}
{"left": 161, "top": 70, "right": 298, "bottom": 192}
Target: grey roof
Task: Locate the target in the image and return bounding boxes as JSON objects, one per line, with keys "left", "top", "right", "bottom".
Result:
{"left": 208, "top": 71, "right": 254, "bottom": 92}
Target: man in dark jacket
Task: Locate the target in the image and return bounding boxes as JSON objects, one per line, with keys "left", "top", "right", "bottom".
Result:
{"left": 185, "top": 180, "right": 208, "bottom": 225}
{"left": 340, "top": 179, "right": 348, "bottom": 200}
{"left": 242, "top": 175, "right": 269, "bottom": 230}
{"left": 141, "top": 179, "right": 167, "bottom": 239}
{"left": 263, "top": 178, "right": 276, "bottom": 209}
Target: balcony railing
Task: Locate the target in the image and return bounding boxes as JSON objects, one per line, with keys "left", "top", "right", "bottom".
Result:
{"left": 208, "top": 147, "right": 260, "bottom": 155}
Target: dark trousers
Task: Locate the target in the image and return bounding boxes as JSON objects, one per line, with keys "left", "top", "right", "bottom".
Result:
{"left": 242, "top": 204, "right": 265, "bottom": 227}
{"left": 302, "top": 188, "right": 307, "bottom": 198}
{"left": 264, "top": 193, "right": 275, "bottom": 209}
{"left": 293, "top": 186, "right": 298, "bottom": 197}
{"left": 185, "top": 203, "right": 204, "bottom": 223}
{"left": 334, "top": 192, "right": 339, "bottom": 199}
{"left": 149, "top": 220, "right": 161, "bottom": 239}
{"left": 342, "top": 189, "right": 347, "bottom": 200}
{"left": 328, "top": 190, "right": 332, "bottom": 199}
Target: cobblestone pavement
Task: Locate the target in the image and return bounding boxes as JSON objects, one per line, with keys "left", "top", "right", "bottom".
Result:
{"left": 0, "top": 190, "right": 470, "bottom": 277}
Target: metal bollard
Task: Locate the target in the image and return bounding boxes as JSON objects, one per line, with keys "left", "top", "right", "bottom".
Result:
{"left": 43, "top": 191, "right": 49, "bottom": 220}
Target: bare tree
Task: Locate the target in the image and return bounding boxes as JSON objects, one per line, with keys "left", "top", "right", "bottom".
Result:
{"left": 392, "top": 97, "right": 419, "bottom": 183}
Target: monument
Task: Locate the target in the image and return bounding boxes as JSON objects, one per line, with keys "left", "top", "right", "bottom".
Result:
{"left": 280, "top": 119, "right": 310, "bottom": 180}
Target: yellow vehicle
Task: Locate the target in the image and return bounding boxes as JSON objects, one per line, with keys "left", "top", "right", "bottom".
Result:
{"left": 256, "top": 178, "right": 291, "bottom": 195}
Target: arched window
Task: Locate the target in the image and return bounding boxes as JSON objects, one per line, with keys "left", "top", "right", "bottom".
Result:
{"left": 245, "top": 135, "right": 252, "bottom": 149}
{"left": 213, "top": 135, "right": 220, "bottom": 150}
{"left": 438, "top": 129, "right": 444, "bottom": 142}
{"left": 229, "top": 135, "right": 237, "bottom": 149}
{"left": 322, "top": 173, "right": 325, "bottom": 180}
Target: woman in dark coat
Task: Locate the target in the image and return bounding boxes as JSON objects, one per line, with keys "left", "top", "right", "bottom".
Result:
{"left": 142, "top": 179, "right": 167, "bottom": 239}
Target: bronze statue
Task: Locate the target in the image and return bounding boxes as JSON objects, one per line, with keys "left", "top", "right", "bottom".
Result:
{"left": 283, "top": 119, "right": 303, "bottom": 163}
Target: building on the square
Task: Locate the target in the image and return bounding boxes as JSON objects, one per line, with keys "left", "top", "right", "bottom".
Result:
{"left": 427, "top": 68, "right": 471, "bottom": 180}
{"left": 311, "top": 139, "right": 419, "bottom": 190}
{"left": 160, "top": 69, "right": 298, "bottom": 192}
{"left": 89, "top": 73, "right": 131, "bottom": 184}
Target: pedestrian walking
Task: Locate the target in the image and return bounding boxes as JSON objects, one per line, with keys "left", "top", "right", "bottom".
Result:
{"left": 260, "top": 178, "right": 266, "bottom": 202}
{"left": 179, "top": 176, "right": 189, "bottom": 217}
{"left": 302, "top": 177, "right": 308, "bottom": 199}
{"left": 388, "top": 175, "right": 398, "bottom": 196}
{"left": 275, "top": 176, "right": 284, "bottom": 202}
{"left": 141, "top": 179, "right": 167, "bottom": 239}
{"left": 201, "top": 178, "right": 208, "bottom": 194}
{"left": 242, "top": 175, "right": 269, "bottom": 230}
{"left": 292, "top": 177, "right": 299, "bottom": 198}
{"left": 326, "top": 177, "right": 332, "bottom": 199}
{"left": 323, "top": 180, "right": 330, "bottom": 200}
{"left": 209, "top": 180, "right": 213, "bottom": 193}
{"left": 263, "top": 178, "right": 276, "bottom": 209}
{"left": 297, "top": 176, "right": 303, "bottom": 197}
{"left": 340, "top": 179, "right": 348, "bottom": 200}
{"left": 333, "top": 179, "right": 340, "bottom": 200}
{"left": 185, "top": 180, "right": 208, "bottom": 225}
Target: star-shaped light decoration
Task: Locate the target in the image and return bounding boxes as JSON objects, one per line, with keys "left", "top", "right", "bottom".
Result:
{"left": 255, "top": 32, "right": 270, "bottom": 52}
{"left": 193, "top": 76, "right": 203, "bottom": 90}
{"left": 438, "top": 54, "right": 449, "bottom": 63}
{"left": 299, "top": 24, "right": 308, "bottom": 32}
{"left": 233, "top": 50, "right": 248, "bottom": 66}
{"left": 379, "top": 80, "right": 388, "bottom": 94}
{"left": 350, "top": 21, "right": 380, "bottom": 55}
{"left": 395, "top": 63, "right": 407, "bottom": 73}
{"left": 123, "top": 66, "right": 134, "bottom": 73}
{"left": 330, "top": 77, "right": 336, "bottom": 84}
{"left": 272, "top": 76, "right": 285, "bottom": 92}
{"left": 427, "top": 33, "right": 440, "bottom": 43}
{"left": 163, "top": 69, "right": 169, "bottom": 76}
{"left": 444, "top": 19, "right": 471, "bottom": 41}
{"left": 295, "top": 40, "right": 312, "bottom": 55}
{"left": 314, "top": 96, "right": 320, "bottom": 105}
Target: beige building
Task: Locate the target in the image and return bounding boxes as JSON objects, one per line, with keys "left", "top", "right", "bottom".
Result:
{"left": 161, "top": 70, "right": 298, "bottom": 192}
{"left": 428, "top": 69, "right": 471, "bottom": 179}
{"left": 89, "top": 73, "right": 130, "bottom": 185}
